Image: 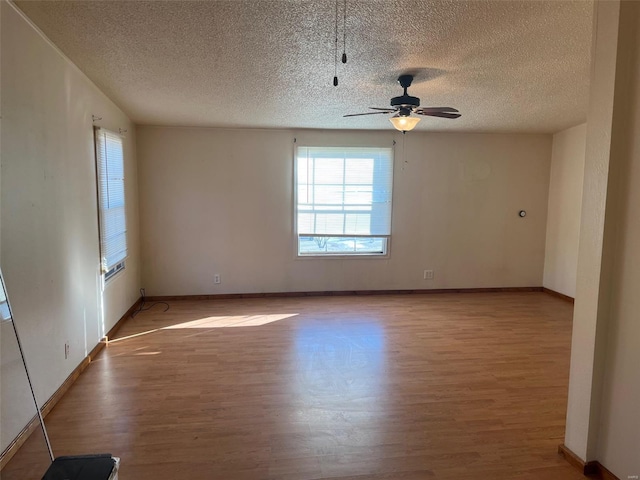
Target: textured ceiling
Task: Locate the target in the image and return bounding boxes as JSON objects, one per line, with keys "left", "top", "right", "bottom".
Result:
{"left": 15, "top": 0, "right": 593, "bottom": 133}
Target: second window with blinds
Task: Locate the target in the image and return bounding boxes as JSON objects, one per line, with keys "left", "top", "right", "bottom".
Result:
{"left": 295, "top": 146, "right": 394, "bottom": 256}
{"left": 95, "top": 127, "right": 128, "bottom": 281}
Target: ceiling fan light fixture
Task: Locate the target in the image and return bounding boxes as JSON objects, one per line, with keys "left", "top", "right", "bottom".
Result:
{"left": 389, "top": 115, "right": 420, "bottom": 132}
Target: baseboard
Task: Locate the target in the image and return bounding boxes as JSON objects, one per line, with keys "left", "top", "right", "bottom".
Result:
{"left": 557, "top": 444, "right": 620, "bottom": 480}
{"left": 0, "top": 296, "right": 142, "bottom": 471}
{"left": 598, "top": 464, "right": 621, "bottom": 480}
{"left": 89, "top": 296, "right": 143, "bottom": 357}
{"left": 146, "top": 286, "right": 544, "bottom": 302}
{"left": 543, "top": 287, "right": 575, "bottom": 304}
{"left": 0, "top": 414, "right": 42, "bottom": 471}
{"left": 558, "top": 444, "right": 597, "bottom": 474}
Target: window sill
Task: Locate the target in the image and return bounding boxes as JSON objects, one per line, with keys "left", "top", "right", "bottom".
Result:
{"left": 295, "top": 253, "right": 390, "bottom": 260}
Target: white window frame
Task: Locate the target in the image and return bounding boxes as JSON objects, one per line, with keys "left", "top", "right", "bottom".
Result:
{"left": 94, "top": 127, "right": 127, "bottom": 281}
{"left": 104, "top": 261, "right": 125, "bottom": 282}
{"left": 294, "top": 146, "right": 394, "bottom": 258}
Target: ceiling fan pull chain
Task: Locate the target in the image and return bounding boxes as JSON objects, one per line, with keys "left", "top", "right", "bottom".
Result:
{"left": 333, "top": 0, "right": 339, "bottom": 86}
{"left": 342, "top": 0, "right": 347, "bottom": 64}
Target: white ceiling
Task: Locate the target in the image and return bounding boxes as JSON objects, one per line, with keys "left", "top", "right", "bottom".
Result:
{"left": 15, "top": 0, "right": 593, "bottom": 133}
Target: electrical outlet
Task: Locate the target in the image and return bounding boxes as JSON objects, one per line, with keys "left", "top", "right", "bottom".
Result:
{"left": 64, "top": 342, "right": 70, "bottom": 359}
{"left": 423, "top": 269, "right": 434, "bottom": 280}
{"left": 214, "top": 274, "right": 221, "bottom": 284}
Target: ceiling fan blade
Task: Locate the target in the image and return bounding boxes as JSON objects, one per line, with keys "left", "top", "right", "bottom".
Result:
{"left": 343, "top": 111, "right": 393, "bottom": 117}
{"left": 416, "top": 111, "right": 461, "bottom": 119}
{"left": 369, "top": 107, "right": 396, "bottom": 112}
{"left": 413, "top": 107, "right": 459, "bottom": 114}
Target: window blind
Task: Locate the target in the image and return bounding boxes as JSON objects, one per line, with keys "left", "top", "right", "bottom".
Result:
{"left": 95, "top": 128, "right": 127, "bottom": 273}
{"left": 296, "top": 146, "right": 393, "bottom": 236}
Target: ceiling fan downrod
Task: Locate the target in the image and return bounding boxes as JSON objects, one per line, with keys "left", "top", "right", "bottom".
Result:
{"left": 391, "top": 75, "right": 420, "bottom": 111}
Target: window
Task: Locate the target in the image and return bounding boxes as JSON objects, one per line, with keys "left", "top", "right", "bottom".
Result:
{"left": 296, "top": 146, "right": 394, "bottom": 256}
{"left": 94, "top": 127, "right": 127, "bottom": 280}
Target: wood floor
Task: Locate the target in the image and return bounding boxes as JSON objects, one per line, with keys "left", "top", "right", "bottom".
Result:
{"left": 3, "top": 292, "right": 586, "bottom": 480}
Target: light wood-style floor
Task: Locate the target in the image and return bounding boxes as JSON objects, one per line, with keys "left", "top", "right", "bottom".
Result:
{"left": 4, "top": 292, "right": 586, "bottom": 480}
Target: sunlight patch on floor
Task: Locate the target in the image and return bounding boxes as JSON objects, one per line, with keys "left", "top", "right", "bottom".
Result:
{"left": 107, "top": 313, "right": 299, "bottom": 343}
{"left": 163, "top": 313, "right": 298, "bottom": 329}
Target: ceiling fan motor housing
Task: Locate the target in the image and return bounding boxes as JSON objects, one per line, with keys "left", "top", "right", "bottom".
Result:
{"left": 390, "top": 95, "right": 420, "bottom": 114}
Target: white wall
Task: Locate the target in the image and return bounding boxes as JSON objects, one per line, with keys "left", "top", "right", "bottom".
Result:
{"left": 137, "top": 127, "right": 551, "bottom": 295}
{"left": 564, "top": 1, "right": 640, "bottom": 477}
{"left": 594, "top": 1, "right": 640, "bottom": 476}
{"left": 564, "top": 0, "right": 619, "bottom": 461}
{"left": 543, "top": 123, "right": 586, "bottom": 297}
{"left": 0, "top": 1, "right": 141, "bottom": 451}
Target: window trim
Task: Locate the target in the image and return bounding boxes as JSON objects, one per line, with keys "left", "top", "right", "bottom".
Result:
{"left": 104, "top": 260, "right": 126, "bottom": 283}
{"left": 94, "top": 126, "right": 128, "bottom": 278}
{"left": 293, "top": 145, "right": 394, "bottom": 259}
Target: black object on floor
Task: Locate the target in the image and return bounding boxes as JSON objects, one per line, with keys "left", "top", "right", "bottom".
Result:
{"left": 42, "top": 454, "right": 116, "bottom": 480}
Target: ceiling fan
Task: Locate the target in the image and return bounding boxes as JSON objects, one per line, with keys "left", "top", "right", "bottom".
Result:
{"left": 344, "top": 74, "right": 461, "bottom": 132}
